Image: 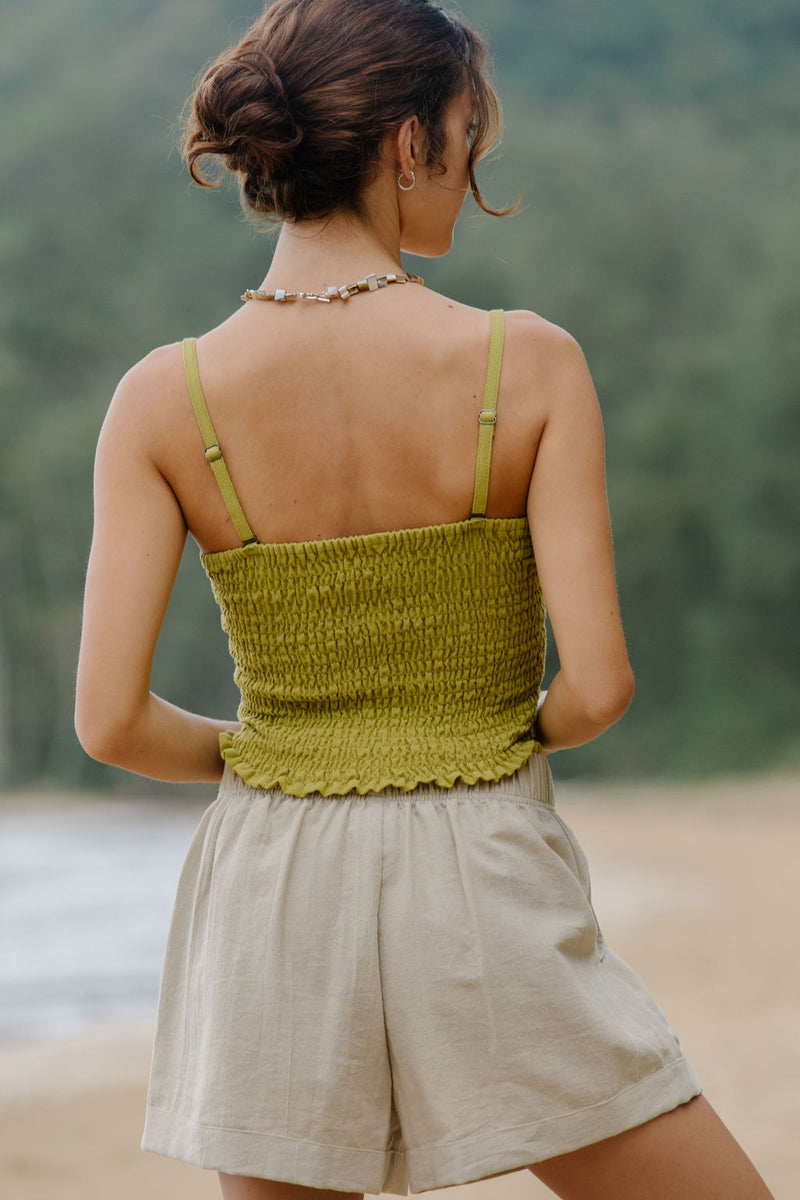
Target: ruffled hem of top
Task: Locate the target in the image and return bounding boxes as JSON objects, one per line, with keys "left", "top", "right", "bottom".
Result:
{"left": 218, "top": 731, "right": 541, "bottom": 798}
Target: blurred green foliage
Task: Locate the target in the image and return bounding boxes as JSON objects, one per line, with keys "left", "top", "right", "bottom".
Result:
{"left": 1, "top": 0, "right": 797, "bottom": 789}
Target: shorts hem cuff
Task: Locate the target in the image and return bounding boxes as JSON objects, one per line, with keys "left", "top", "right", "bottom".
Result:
{"left": 141, "top": 1104, "right": 409, "bottom": 1195}
{"left": 405, "top": 1054, "right": 703, "bottom": 1193}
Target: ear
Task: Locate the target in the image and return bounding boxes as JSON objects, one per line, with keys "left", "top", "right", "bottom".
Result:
{"left": 392, "top": 113, "right": 421, "bottom": 176}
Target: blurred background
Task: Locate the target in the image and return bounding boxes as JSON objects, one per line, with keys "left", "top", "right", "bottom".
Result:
{"left": 1, "top": 0, "right": 798, "bottom": 792}
{"left": 0, "top": 0, "right": 797, "bottom": 1196}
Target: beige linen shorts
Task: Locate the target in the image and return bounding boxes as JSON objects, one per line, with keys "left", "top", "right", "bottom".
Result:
{"left": 141, "top": 754, "right": 701, "bottom": 1195}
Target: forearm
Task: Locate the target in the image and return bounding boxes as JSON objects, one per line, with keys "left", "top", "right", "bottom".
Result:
{"left": 78, "top": 692, "right": 240, "bottom": 782}
{"left": 534, "top": 668, "right": 633, "bottom": 756}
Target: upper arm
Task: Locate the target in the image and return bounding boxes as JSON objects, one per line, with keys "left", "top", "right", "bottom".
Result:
{"left": 75, "top": 347, "right": 189, "bottom": 748}
{"left": 525, "top": 322, "right": 633, "bottom": 702}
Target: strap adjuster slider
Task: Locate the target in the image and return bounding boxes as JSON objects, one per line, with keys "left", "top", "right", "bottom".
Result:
{"left": 204, "top": 443, "right": 223, "bottom": 462}
{"left": 478, "top": 409, "right": 497, "bottom": 425}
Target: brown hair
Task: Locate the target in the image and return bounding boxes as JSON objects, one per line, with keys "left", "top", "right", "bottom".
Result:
{"left": 182, "top": 0, "right": 515, "bottom": 224}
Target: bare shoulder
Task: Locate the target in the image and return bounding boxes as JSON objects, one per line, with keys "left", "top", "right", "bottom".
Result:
{"left": 109, "top": 342, "right": 185, "bottom": 415}
{"left": 100, "top": 342, "right": 187, "bottom": 447}
{"left": 504, "top": 309, "right": 598, "bottom": 416}
{"left": 435, "top": 297, "right": 582, "bottom": 357}
{"left": 504, "top": 308, "right": 584, "bottom": 363}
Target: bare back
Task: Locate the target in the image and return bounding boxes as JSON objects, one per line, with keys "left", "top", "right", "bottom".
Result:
{"left": 144, "top": 288, "right": 554, "bottom": 553}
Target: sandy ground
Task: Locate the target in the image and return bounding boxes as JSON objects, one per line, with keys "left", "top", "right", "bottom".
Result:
{"left": 0, "top": 771, "right": 797, "bottom": 1199}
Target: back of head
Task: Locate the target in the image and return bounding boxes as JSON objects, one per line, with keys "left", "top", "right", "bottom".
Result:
{"left": 183, "top": 0, "right": 510, "bottom": 223}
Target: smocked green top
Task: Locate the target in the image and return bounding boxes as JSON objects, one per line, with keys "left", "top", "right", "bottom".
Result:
{"left": 183, "top": 309, "right": 545, "bottom": 797}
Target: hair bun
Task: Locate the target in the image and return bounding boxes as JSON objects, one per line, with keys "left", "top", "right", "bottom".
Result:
{"left": 188, "top": 40, "right": 303, "bottom": 183}
{"left": 183, "top": 0, "right": 510, "bottom": 224}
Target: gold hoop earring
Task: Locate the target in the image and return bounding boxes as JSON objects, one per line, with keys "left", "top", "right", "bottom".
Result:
{"left": 398, "top": 170, "right": 416, "bottom": 192}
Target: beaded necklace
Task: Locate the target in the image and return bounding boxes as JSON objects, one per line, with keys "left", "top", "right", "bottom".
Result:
{"left": 241, "top": 270, "right": 424, "bottom": 304}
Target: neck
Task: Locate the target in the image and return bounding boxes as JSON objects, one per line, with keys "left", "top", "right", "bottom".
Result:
{"left": 260, "top": 209, "right": 404, "bottom": 293}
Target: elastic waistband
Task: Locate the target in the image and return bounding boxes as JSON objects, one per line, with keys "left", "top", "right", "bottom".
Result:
{"left": 219, "top": 750, "right": 553, "bottom": 807}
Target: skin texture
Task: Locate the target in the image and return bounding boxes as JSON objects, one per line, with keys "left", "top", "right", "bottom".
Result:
{"left": 75, "top": 89, "right": 774, "bottom": 1199}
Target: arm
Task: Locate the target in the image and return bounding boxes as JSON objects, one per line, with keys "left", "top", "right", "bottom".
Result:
{"left": 74, "top": 350, "right": 240, "bottom": 782}
{"left": 526, "top": 327, "right": 634, "bottom": 755}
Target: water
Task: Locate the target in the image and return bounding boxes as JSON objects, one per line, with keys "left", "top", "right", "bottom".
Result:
{"left": 0, "top": 795, "right": 210, "bottom": 1043}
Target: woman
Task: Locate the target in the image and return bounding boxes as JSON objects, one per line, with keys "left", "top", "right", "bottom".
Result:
{"left": 75, "top": 1, "right": 773, "bottom": 1197}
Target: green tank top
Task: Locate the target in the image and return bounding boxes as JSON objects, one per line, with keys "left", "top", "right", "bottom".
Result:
{"left": 182, "top": 309, "right": 546, "bottom": 797}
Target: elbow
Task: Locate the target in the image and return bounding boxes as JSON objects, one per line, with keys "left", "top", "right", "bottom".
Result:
{"left": 583, "top": 667, "right": 635, "bottom": 728}
{"left": 74, "top": 700, "right": 138, "bottom": 767}
{"left": 75, "top": 716, "right": 123, "bottom": 766}
{"left": 74, "top": 660, "right": 149, "bottom": 767}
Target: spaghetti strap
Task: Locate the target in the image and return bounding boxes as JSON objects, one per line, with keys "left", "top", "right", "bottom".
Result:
{"left": 181, "top": 339, "right": 257, "bottom": 546}
{"left": 469, "top": 309, "right": 505, "bottom": 520}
